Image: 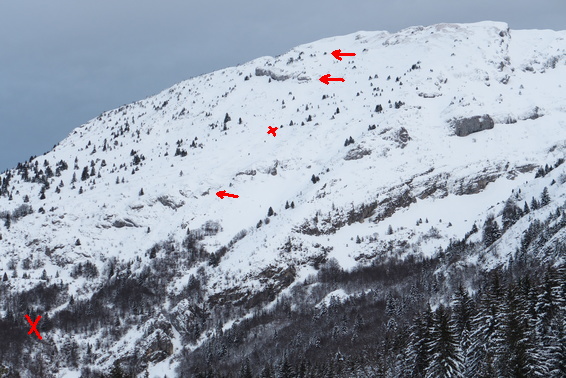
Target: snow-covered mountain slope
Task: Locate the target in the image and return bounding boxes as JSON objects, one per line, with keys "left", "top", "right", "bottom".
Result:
{"left": 1, "top": 21, "right": 565, "bottom": 376}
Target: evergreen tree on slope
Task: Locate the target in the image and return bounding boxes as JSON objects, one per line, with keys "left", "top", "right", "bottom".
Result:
{"left": 425, "top": 305, "right": 462, "bottom": 378}
{"left": 468, "top": 271, "right": 505, "bottom": 378}
{"left": 404, "top": 305, "right": 433, "bottom": 377}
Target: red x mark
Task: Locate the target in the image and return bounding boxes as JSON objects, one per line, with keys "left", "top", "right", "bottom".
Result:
{"left": 25, "top": 314, "right": 42, "bottom": 340}
{"left": 267, "top": 126, "right": 278, "bottom": 137}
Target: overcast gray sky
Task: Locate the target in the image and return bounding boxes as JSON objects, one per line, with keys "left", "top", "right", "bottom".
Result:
{"left": 0, "top": 0, "right": 564, "bottom": 172}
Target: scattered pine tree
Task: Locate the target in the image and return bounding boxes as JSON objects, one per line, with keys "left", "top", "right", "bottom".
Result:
{"left": 540, "top": 187, "right": 551, "bottom": 206}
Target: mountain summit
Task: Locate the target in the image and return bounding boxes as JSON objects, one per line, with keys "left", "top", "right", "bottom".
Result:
{"left": 0, "top": 22, "right": 565, "bottom": 377}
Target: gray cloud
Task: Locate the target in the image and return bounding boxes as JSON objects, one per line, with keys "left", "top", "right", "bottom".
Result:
{"left": 1, "top": 0, "right": 564, "bottom": 171}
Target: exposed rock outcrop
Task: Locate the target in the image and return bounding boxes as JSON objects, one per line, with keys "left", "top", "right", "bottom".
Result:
{"left": 255, "top": 67, "right": 309, "bottom": 82}
{"left": 112, "top": 218, "right": 138, "bottom": 228}
{"left": 395, "top": 127, "right": 411, "bottom": 148}
{"left": 451, "top": 115, "right": 494, "bottom": 136}
{"left": 344, "top": 146, "right": 372, "bottom": 160}
{"left": 255, "top": 67, "right": 291, "bottom": 81}
{"left": 156, "top": 195, "right": 185, "bottom": 209}
{"left": 138, "top": 314, "right": 174, "bottom": 363}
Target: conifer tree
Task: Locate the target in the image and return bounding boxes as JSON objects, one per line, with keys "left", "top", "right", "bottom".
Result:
{"left": 109, "top": 360, "right": 125, "bottom": 378}
{"left": 239, "top": 358, "right": 253, "bottom": 378}
{"left": 278, "top": 355, "right": 293, "bottom": 378}
{"left": 468, "top": 271, "right": 505, "bottom": 378}
{"left": 425, "top": 305, "right": 462, "bottom": 378}
{"left": 540, "top": 187, "right": 551, "bottom": 206}
{"left": 482, "top": 214, "right": 501, "bottom": 247}
{"left": 531, "top": 197, "right": 540, "bottom": 211}
{"left": 452, "top": 284, "right": 474, "bottom": 337}
{"left": 81, "top": 166, "right": 89, "bottom": 181}
{"left": 405, "top": 305, "right": 433, "bottom": 377}
{"left": 531, "top": 268, "right": 565, "bottom": 376}
{"left": 502, "top": 198, "right": 521, "bottom": 230}
{"left": 499, "top": 282, "right": 536, "bottom": 377}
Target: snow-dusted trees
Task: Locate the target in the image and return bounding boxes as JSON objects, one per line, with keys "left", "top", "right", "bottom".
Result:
{"left": 405, "top": 305, "right": 433, "bottom": 377}
{"left": 452, "top": 285, "right": 474, "bottom": 338}
{"left": 482, "top": 214, "right": 501, "bottom": 247}
{"left": 467, "top": 272, "right": 505, "bottom": 377}
{"left": 502, "top": 198, "right": 522, "bottom": 231}
{"left": 109, "top": 360, "right": 125, "bottom": 378}
{"left": 531, "top": 268, "right": 566, "bottom": 376}
{"left": 60, "top": 336, "right": 79, "bottom": 368}
{"left": 425, "top": 305, "right": 462, "bottom": 378}
{"left": 540, "top": 187, "right": 551, "bottom": 207}
{"left": 239, "top": 357, "right": 253, "bottom": 378}
{"left": 497, "top": 280, "right": 537, "bottom": 377}
{"left": 531, "top": 196, "right": 540, "bottom": 211}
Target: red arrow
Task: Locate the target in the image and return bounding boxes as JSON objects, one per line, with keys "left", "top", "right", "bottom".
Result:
{"left": 216, "top": 190, "right": 239, "bottom": 199}
{"left": 331, "top": 49, "right": 356, "bottom": 61}
{"left": 319, "top": 74, "right": 345, "bottom": 85}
